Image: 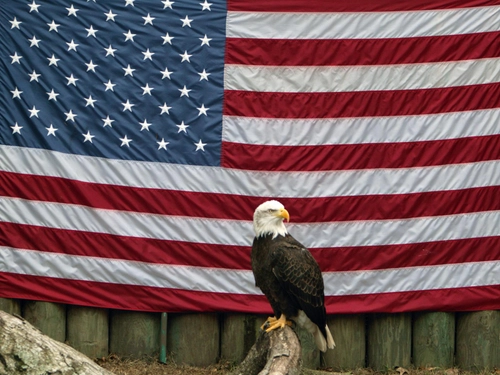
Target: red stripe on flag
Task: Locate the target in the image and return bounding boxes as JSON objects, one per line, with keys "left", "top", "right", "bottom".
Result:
{"left": 224, "top": 83, "right": 500, "bottom": 119}
{"left": 2, "top": 173, "right": 499, "bottom": 221}
{"left": 2, "top": 223, "right": 498, "bottom": 272}
{"left": 1, "top": 272, "right": 498, "bottom": 314}
{"left": 227, "top": 0, "right": 500, "bottom": 12}
{"left": 0, "top": 222, "right": 250, "bottom": 270}
{"left": 222, "top": 135, "right": 500, "bottom": 171}
{"left": 226, "top": 32, "right": 500, "bottom": 66}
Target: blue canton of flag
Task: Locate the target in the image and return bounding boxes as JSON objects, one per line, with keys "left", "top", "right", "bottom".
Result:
{"left": 0, "top": 0, "right": 225, "bottom": 166}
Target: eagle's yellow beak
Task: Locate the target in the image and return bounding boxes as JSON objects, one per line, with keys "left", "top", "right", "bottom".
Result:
{"left": 279, "top": 208, "right": 290, "bottom": 222}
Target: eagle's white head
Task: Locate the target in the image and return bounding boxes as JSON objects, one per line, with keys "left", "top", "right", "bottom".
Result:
{"left": 253, "top": 200, "right": 290, "bottom": 239}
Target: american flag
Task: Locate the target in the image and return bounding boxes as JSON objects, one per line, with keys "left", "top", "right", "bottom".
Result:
{"left": 0, "top": 0, "right": 499, "bottom": 314}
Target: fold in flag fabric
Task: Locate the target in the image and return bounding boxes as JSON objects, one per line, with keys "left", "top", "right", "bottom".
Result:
{"left": 0, "top": 0, "right": 499, "bottom": 314}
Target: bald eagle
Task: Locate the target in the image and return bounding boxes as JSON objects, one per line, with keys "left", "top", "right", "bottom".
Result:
{"left": 251, "top": 200, "right": 335, "bottom": 352}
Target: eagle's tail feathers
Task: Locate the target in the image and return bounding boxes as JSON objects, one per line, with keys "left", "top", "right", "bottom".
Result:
{"left": 313, "top": 325, "right": 328, "bottom": 352}
{"left": 325, "top": 324, "right": 335, "bottom": 349}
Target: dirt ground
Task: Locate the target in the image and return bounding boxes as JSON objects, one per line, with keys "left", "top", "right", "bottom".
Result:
{"left": 96, "top": 356, "right": 498, "bottom": 375}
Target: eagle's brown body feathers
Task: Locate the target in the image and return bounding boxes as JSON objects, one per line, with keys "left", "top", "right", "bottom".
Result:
{"left": 251, "top": 233, "right": 328, "bottom": 340}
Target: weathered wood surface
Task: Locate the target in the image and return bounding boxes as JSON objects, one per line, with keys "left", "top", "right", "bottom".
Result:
{"left": 368, "top": 313, "right": 411, "bottom": 371}
{"left": 228, "top": 325, "right": 302, "bottom": 375}
{"left": 22, "top": 301, "right": 66, "bottom": 342}
{"left": 167, "top": 312, "right": 220, "bottom": 366}
{"left": 109, "top": 310, "right": 160, "bottom": 358}
{"left": 221, "top": 313, "right": 261, "bottom": 364}
{"left": 412, "top": 312, "right": 454, "bottom": 368}
{"left": 456, "top": 310, "right": 500, "bottom": 371}
{"left": 0, "top": 311, "right": 114, "bottom": 375}
{"left": 0, "top": 298, "right": 21, "bottom": 315}
{"left": 67, "top": 306, "right": 109, "bottom": 359}
{"left": 323, "top": 314, "right": 366, "bottom": 370}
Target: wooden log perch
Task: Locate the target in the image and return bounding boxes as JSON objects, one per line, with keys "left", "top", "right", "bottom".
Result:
{"left": 0, "top": 310, "right": 114, "bottom": 375}
{"left": 229, "top": 325, "right": 302, "bottom": 375}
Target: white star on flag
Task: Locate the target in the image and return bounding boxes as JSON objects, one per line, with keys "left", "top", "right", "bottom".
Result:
{"left": 65, "top": 109, "right": 77, "bottom": 121}
{"left": 141, "top": 84, "right": 154, "bottom": 95}
{"left": 200, "top": 0, "right": 212, "bottom": 10}
{"left": 122, "top": 100, "right": 135, "bottom": 112}
{"left": 47, "top": 89, "right": 59, "bottom": 101}
{"left": 11, "top": 122, "right": 22, "bottom": 134}
{"left": 162, "top": 0, "right": 174, "bottom": 9}
{"left": 142, "top": 14, "right": 155, "bottom": 25}
{"left": 105, "top": 45, "right": 117, "bottom": 56}
{"left": 105, "top": 10, "right": 117, "bottom": 21}
{"left": 142, "top": 49, "right": 154, "bottom": 60}
{"left": 159, "top": 103, "right": 172, "bottom": 114}
{"left": 157, "top": 138, "right": 169, "bottom": 150}
{"left": 85, "top": 95, "right": 97, "bottom": 107}
{"left": 82, "top": 131, "right": 95, "bottom": 143}
{"left": 124, "top": 30, "right": 136, "bottom": 42}
{"left": 104, "top": 80, "right": 116, "bottom": 91}
{"left": 47, "top": 20, "right": 60, "bottom": 32}
{"left": 161, "top": 67, "right": 173, "bottom": 79}
{"left": 47, "top": 54, "right": 59, "bottom": 66}
{"left": 29, "top": 36, "right": 41, "bottom": 48}
{"left": 66, "top": 5, "right": 79, "bottom": 16}
{"left": 29, "top": 70, "right": 41, "bottom": 82}
{"left": 162, "top": 33, "right": 174, "bottom": 45}
{"left": 10, "top": 52, "right": 22, "bottom": 64}
{"left": 67, "top": 40, "right": 79, "bottom": 51}
{"left": 120, "top": 135, "right": 132, "bottom": 147}
{"left": 197, "top": 104, "right": 209, "bottom": 116}
{"left": 180, "top": 15, "right": 192, "bottom": 27}
{"left": 194, "top": 139, "right": 207, "bottom": 151}
{"left": 198, "top": 69, "right": 210, "bottom": 81}
{"left": 10, "top": 17, "right": 22, "bottom": 29}
{"left": 179, "top": 85, "right": 191, "bottom": 97}
{"left": 123, "top": 65, "right": 135, "bottom": 76}
{"left": 180, "top": 51, "right": 192, "bottom": 63}
{"left": 86, "top": 25, "right": 98, "bottom": 38}
{"left": 102, "top": 116, "right": 114, "bottom": 127}
{"left": 11, "top": 87, "right": 22, "bottom": 99}
{"left": 176, "top": 121, "right": 189, "bottom": 133}
{"left": 200, "top": 35, "right": 211, "bottom": 46}
{"left": 28, "top": 1, "right": 40, "bottom": 12}
{"left": 46, "top": 124, "right": 58, "bottom": 136}
{"left": 86, "top": 60, "right": 98, "bottom": 72}
{"left": 140, "top": 119, "right": 152, "bottom": 131}
{"left": 66, "top": 74, "right": 78, "bottom": 86}
{"left": 28, "top": 106, "right": 40, "bottom": 118}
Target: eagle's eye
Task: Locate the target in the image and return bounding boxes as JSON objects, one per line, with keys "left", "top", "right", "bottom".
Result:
{"left": 267, "top": 209, "right": 275, "bottom": 213}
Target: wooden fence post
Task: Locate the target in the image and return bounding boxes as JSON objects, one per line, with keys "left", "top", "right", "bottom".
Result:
{"left": 22, "top": 301, "right": 66, "bottom": 342}
{"left": 412, "top": 312, "right": 455, "bottom": 369}
{"left": 167, "top": 313, "right": 220, "bottom": 366}
{"left": 67, "top": 306, "right": 109, "bottom": 359}
{"left": 295, "top": 323, "right": 320, "bottom": 369}
{"left": 0, "top": 298, "right": 21, "bottom": 315}
{"left": 368, "top": 313, "right": 411, "bottom": 371}
{"left": 221, "top": 313, "right": 261, "bottom": 364}
{"left": 109, "top": 310, "right": 160, "bottom": 358}
{"left": 323, "top": 314, "right": 366, "bottom": 370}
{"left": 456, "top": 310, "right": 500, "bottom": 371}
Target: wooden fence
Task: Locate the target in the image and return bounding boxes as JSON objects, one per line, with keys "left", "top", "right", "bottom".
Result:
{"left": 1, "top": 298, "right": 499, "bottom": 372}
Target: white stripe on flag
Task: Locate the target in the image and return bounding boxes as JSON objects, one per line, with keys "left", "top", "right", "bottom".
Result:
{"left": 222, "top": 109, "right": 500, "bottom": 146}
{"left": 1, "top": 146, "right": 499, "bottom": 198}
{"left": 224, "top": 58, "right": 500, "bottom": 92}
{"left": 226, "top": 6, "right": 500, "bottom": 39}
{"left": 1, "top": 197, "right": 499, "bottom": 247}
{"left": 1, "top": 247, "right": 498, "bottom": 295}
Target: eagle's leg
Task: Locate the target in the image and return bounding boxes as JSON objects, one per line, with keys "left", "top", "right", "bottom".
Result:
{"left": 260, "top": 316, "right": 278, "bottom": 330}
{"left": 264, "top": 314, "right": 293, "bottom": 332}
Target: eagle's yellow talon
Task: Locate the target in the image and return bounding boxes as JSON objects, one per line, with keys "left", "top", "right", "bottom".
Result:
{"left": 260, "top": 316, "right": 278, "bottom": 330}
{"left": 264, "top": 314, "right": 292, "bottom": 332}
